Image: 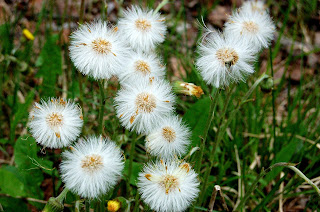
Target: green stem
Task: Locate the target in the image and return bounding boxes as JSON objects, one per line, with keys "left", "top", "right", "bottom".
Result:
{"left": 85, "top": 200, "right": 90, "bottom": 212}
{"left": 56, "top": 188, "right": 69, "bottom": 202}
{"left": 79, "top": 0, "right": 85, "bottom": 23}
{"left": 198, "top": 86, "right": 233, "bottom": 205}
{"left": 98, "top": 80, "right": 105, "bottom": 135}
{"left": 43, "top": 188, "right": 69, "bottom": 212}
{"left": 154, "top": 0, "right": 169, "bottom": 14}
{"left": 269, "top": 47, "right": 277, "bottom": 157}
{"left": 287, "top": 166, "right": 320, "bottom": 196}
{"left": 127, "top": 134, "right": 142, "bottom": 196}
{"left": 77, "top": 0, "right": 85, "bottom": 132}
{"left": 195, "top": 88, "right": 220, "bottom": 173}
{"left": 133, "top": 190, "right": 140, "bottom": 212}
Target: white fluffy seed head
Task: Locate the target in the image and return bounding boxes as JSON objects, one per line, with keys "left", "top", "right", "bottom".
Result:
{"left": 118, "top": 5, "right": 167, "bottom": 52}
{"left": 118, "top": 51, "right": 165, "bottom": 84}
{"left": 146, "top": 115, "right": 191, "bottom": 159}
{"left": 114, "top": 78, "right": 175, "bottom": 134}
{"left": 69, "top": 20, "right": 129, "bottom": 79}
{"left": 224, "top": 8, "right": 275, "bottom": 52}
{"left": 28, "top": 98, "right": 83, "bottom": 148}
{"left": 138, "top": 160, "right": 200, "bottom": 212}
{"left": 60, "top": 136, "right": 124, "bottom": 199}
{"left": 196, "top": 32, "right": 256, "bottom": 88}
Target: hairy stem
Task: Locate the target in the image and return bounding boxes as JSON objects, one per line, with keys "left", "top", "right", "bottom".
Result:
{"left": 195, "top": 88, "right": 220, "bottom": 173}
{"left": 98, "top": 80, "right": 105, "bottom": 135}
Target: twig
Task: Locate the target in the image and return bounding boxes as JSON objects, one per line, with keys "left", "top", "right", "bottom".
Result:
{"left": 0, "top": 194, "right": 72, "bottom": 207}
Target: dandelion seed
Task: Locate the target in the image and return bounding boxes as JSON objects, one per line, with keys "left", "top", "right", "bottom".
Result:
{"left": 146, "top": 115, "right": 191, "bottom": 159}
{"left": 60, "top": 136, "right": 124, "bottom": 199}
{"left": 196, "top": 32, "right": 255, "bottom": 88}
{"left": 114, "top": 78, "right": 175, "bottom": 134}
{"left": 69, "top": 20, "right": 129, "bottom": 79}
{"left": 118, "top": 6, "right": 167, "bottom": 52}
{"left": 138, "top": 160, "right": 199, "bottom": 212}
{"left": 28, "top": 98, "right": 83, "bottom": 148}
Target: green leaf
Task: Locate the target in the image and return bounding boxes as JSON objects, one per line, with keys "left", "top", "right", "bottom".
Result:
{"left": 0, "top": 197, "right": 29, "bottom": 212}
{"left": 183, "top": 97, "right": 211, "bottom": 148}
{"left": 0, "top": 23, "right": 13, "bottom": 54}
{"left": 14, "top": 136, "right": 54, "bottom": 208}
{"left": 0, "top": 167, "right": 27, "bottom": 197}
{"left": 124, "top": 161, "right": 142, "bottom": 186}
{"left": 15, "top": 135, "right": 53, "bottom": 175}
{"left": 36, "top": 34, "right": 62, "bottom": 97}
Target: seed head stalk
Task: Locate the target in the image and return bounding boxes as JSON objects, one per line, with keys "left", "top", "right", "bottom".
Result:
{"left": 98, "top": 80, "right": 106, "bottom": 135}
{"left": 195, "top": 88, "right": 220, "bottom": 173}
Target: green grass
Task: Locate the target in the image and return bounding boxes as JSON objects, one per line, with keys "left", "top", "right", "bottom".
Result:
{"left": 0, "top": 0, "right": 319, "bottom": 211}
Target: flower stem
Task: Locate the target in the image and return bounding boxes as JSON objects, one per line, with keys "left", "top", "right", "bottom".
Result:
{"left": 198, "top": 86, "right": 233, "bottom": 205}
{"left": 127, "top": 133, "right": 138, "bottom": 196}
{"left": 98, "top": 80, "right": 105, "bottom": 135}
{"left": 195, "top": 88, "right": 220, "bottom": 173}
{"left": 154, "top": 0, "right": 169, "bottom": 14}
{"left": 269, "top": 47, "right": 277, "bottom": 157}
{"left": 42, "top": 188, "right": 69, "bottom": 212}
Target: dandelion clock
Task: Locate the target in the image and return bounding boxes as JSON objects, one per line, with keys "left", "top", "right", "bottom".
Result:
{"left": 196, "top": 32, "right": 255, "bottom": 88}
{"left": 117, "top": 51, "right": 165, "bottom": 84}
{"left": 138, "top": 160, "right": 200, "bottom": 212}
{"left": 60, "top": 136, "right": 124, "bottom": 199}
{"left": 118, "top": 6, "right": 167, "bottom": 52}
{"left": 28, "top": 98, "right": 83, "bottom": 148}
{"left": 69, "top": 20, "right": 128, "bottom": 79}
{"left": 114, "top": 78, "right": 175, "bottom": 134}
{"left": 146, "top": 115, "right": 191, "bottom": 159}
{"left": 224, "top": 7, "right": 275, "bottom": 52}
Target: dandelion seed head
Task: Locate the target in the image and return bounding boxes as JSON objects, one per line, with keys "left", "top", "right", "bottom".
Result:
{"left": 118, "top": 6, "right": 167, "bottom": 52}
{"left": 196, "top": 32, "right": 255, "bottom": 88}
{"left": 28, "top": 98, "right": 83, "bottom": 148}
{"left": 60, "top": 136, "right": 124, "bottom": 199}
{"left": 115, "top": 78, "right": 175, "bottom": 134}
{"left": 146, "top": 115, "right": 190, "bottom": 159}
{"left": 138, "top": 160, "right": 199, "bottom": 212}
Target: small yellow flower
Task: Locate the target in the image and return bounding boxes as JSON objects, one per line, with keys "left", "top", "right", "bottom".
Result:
{"left": 107, "top": 200, "right": 121, "bottom": 212}
{"left": 22, "top": 29, "right": 35, "bottom": 40}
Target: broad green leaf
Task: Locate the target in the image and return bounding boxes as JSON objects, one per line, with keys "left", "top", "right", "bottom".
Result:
{"left": 0, "top": 167, "right": 26, "bottom": 197}
{"left": 15, "top": 135, "right": 53, "bottom": 175}
{"left": 14, "top": 136, "right": 54, "bottom": 208}
{"left": 183, "top": 97, "right": 211, "bottom": 148}
{"left": 36, "top": 34, "right": 62, "bottom": 97}
{"left": 0, "top": 197, "right": 29, "bottom": 212}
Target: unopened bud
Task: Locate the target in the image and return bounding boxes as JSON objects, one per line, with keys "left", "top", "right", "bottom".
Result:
{"left": 173, "top": 81, "right": 204, "bottom": 98}
{"left": 260, "top": 76, "right": 273, "bottom": 92}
